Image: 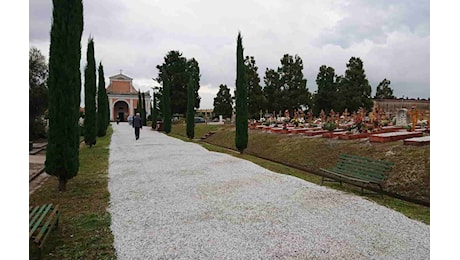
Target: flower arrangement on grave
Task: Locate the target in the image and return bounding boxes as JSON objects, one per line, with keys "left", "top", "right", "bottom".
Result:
{"left": 322, "top": 122, "right": 337, "bottom": 131}
{"left": 347, "top": 115, "right": 363, "bottom": 133}
{"left": 290, "top": 118, "right": 300, "bottom": 127}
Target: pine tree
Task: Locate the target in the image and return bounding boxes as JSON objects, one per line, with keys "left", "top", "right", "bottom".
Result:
{"left": 337, "top": 57, "right": 373, "bottom": 113}
{"left": 235, "top": 32, "right": 248, "bottom": 154}
{"left": 156, "top": 51, "right": 202, "bottom": 115}
{"left": 213, "top": 84, "right": 233, "bottom": 119}
{"left": 263, "top": 68, "right": 282, "bottom": 114}
{"left": 45, "top": 0, "right": 84, "bottom": 192}
{"left": 245, "top": 56, "right": 265, "bottom": 119}
{"left": 97, "top": 62, "right": 108, "bottom": 136}
{"left": 374, "top": 78, "right": 395, "bottom": 99}
{"left": 314, "top": 65, "right": 338, "bottom": 115}
{"left": 278, "top": 54, "right": 311, "bottom": 114}
{"left": 84, "top": 37, "right": 97, "bottom": 147}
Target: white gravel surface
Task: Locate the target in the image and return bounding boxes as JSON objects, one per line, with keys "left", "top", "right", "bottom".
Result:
{"left": 108, "top": 123, "right": 429, "bottom": 259}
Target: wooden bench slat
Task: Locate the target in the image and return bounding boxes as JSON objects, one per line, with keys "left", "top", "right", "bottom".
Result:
{"left": 333, "top": 165, "right": 386, "bottom": 182}
{"left": 29, "top": 203, "right": 60, "bottom": 259}
{"left": 321, "top": 168, "right": 371, "bottom": 184}
{"left": 29, "top": 205, "right": 42, "bottom": 222}
{"left": 34, "top": 205, "right": 60, "bottom": 246}
{"left": 330, "top": 167, "right": 380, "bottom": 183}
{"left": 337, "top": 157, "right": 393, "bottom": 168}
{"left": 29, "top": 204, "right": 52, "bottom": 234}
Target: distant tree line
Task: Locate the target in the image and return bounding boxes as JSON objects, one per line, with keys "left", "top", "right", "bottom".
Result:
{"left": 213, "top": 55, "right": 397, "bottom": 119}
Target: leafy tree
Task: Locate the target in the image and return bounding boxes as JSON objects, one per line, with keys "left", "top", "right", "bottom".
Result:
{"left": 29, "top": 47, "right": 48, "bottom": 139}
{"left": 263, "top": 68, "right": 282, "bottom": 115}
{"left": 156, "top": 51, "right": 201, "bottom": 115}
{"left": 162, "top": 73, "right": 172, "bottom": 133}
{"left": 337, "top": 57, "right": 373, "bottom": 113}
{"left": 235, "top": 32, "right": 248, "bottom": 154}
{"left": 97, "top": 62, "right": 108, "bottom": 137}
{"left": 277, "top": 54, "right": 311, "bottom": 116}
{"left": 186, "top": 67, "right": 196, "bottom": 139}
{"left": 213, "top": 84, "right": 233, "bottom": 119}
{"left": 374, "top": 78, "right": 395, "bottom": 99}
{"left": 245, "top": 56, "right": 265, "bottom": 119}
{"left": 45, "top": 0, "right": 84, "bottom": 192}
{"left": 313, "top": 65, "right": 338, "bottom": 115}
{"left": 84, "top": 37, "right": 97, "bottom": 147}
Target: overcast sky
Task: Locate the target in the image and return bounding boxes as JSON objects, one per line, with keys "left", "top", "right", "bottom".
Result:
{"left": 29, "top": 0, "right": 430, "bottom": 109}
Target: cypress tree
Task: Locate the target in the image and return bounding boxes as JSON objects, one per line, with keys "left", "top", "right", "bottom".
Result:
{"left": 163, "top": 74, "right": 172, "bottom": 133}
{"left": 84, "top": 37, "right": 97, "bottom": 147}
{"left": 97, "top": 62, "right": 108, "bottom": 136}
{"left": 151, "top": 92, "right": 158, "bottom": 129}
{"left": 142, "top": 92, "right": 147, "bottom": 126}
{"left": 105, "top": 89, "right": 110, "bottom": 125}
{"left": 45, "top": 0, "right": 83, "bottom": 192}
{"left": 136, "top": 90, "right": 142, "bottom": 115}
{"left": 235, "top": 32, "right": 248, "bottom": 153}
{"left": 186, "top": 72, "right": 195, "bottom": 139}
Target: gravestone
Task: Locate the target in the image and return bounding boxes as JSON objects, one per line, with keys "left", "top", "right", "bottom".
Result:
{"left": 395, "top": 108, "right": 409, "bottom": 126}
{"left": 219, "top": 115, "right": 223, "bottom": 123}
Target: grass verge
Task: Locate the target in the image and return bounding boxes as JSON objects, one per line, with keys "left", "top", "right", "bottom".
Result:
{"left": 29, "top": 126, "right": 116, "bottom": 260}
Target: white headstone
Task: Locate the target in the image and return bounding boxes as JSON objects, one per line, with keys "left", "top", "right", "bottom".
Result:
{"left": 219, "top": 115, "right": 223, "bottom": 123}
{"left": 395, "top": 109, "right": 409, "bottom": 126}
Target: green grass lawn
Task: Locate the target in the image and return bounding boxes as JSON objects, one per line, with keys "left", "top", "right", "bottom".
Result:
{"left": 29, "top": 126, "right": 116, "bottom": 260}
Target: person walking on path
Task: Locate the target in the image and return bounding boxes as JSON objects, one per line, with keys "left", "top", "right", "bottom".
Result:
{"left": 132, "top": 112, "right": 142, "bottom": 140}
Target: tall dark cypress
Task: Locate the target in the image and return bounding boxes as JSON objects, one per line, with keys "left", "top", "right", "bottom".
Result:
{"left": 45, "top": 0, "right": 84, "bottom": 192}
{"left": 186, "top": 73, "right": 195, "bottom": 139}
{"left": 84, "top": 37, "right": 97, "bottom": 147}
{"left": 97, "top": 62, "right": 107, "bottom": 136}
{"left": 151, "top": 93, "right": 158, "bottom": 129}
{"left": 142, "top": 92, "right": 147, "bottom": 126}
{"left": 163, "top": 74, "right": 172, "bottom": 133}
{"left": 136, "top": 90, "right": 142, "bottom": 115}
{"left": 235, "top": 32, "right": 248, "bottom": 153}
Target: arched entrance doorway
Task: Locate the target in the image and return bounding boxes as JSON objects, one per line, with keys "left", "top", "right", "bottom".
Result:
{"left": 113, "top": 100, "right": 129, "bottom": 122}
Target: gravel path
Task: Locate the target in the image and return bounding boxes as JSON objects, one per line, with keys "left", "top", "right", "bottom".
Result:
{"left": 108, "top": 123, "right": 429, "bottom": 259}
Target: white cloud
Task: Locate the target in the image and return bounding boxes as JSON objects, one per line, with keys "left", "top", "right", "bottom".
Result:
{"left": 29, "top": 0, "right": 430, "bottom": 109}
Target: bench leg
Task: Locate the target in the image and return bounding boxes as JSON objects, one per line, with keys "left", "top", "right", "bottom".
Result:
{"left": 378, "top": 184, "right": 383, "bottom": 199}
{"left": 321, "top": 175, "right": 343, "bottom": 186}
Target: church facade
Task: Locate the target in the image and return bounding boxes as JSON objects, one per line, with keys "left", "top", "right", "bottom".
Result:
{"left": 106, "top": 73, "right": 151, "bottom": 122}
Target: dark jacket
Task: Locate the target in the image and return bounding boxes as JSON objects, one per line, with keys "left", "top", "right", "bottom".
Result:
{"left": 133, "top": 116, "right": 142, "bottom": 128}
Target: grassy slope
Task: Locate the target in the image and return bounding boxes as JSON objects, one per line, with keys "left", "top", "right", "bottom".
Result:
{"left": 29, "top": 127, "right": 116, "bottom": 260}
{"left": 171, "top": 123, "right": 430, "bottom": 225}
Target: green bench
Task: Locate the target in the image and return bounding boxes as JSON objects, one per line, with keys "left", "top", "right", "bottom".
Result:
{"left": 320, "top": 154, "right": 394, "bottom": 197}
{"left": 29, "top": 204, "right": 60, "bottom": 258}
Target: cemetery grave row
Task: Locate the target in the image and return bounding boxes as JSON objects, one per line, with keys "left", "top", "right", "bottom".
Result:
{"left": 248, "top": 106, "right": 429, "bottom": 146}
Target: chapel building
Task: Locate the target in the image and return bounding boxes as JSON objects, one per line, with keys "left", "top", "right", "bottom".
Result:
{"left": 106, "top": 73, "right": 151, "bottom": 122}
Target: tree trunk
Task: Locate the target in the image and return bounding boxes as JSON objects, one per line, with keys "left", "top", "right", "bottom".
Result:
{"left": 58, "top": 177, "right": 68, "bottom": 192}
